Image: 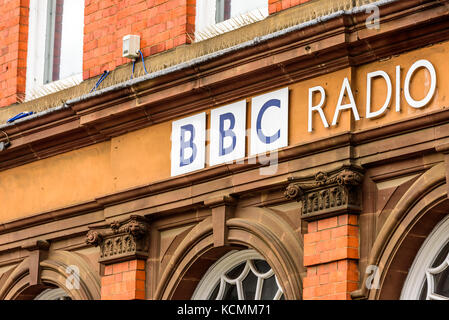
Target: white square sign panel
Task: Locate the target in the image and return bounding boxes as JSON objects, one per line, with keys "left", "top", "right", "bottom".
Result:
{"left": 209, "top": 100, "right": 247, "bottom": 166}
{"left": 250, "top": 87, "right": 289, "bottom": 156}
{"left": 171, "top": 112, "right": 206, "bottom": 177}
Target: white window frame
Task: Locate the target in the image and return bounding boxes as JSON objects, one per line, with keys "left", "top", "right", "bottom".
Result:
{"left": 25, "top": 0, "right": 83, "bottom": 102}
{"left": 191, "top": 249, "right": 283, "bottom": 300}
{"left": 195, "top": 0, "right": 269, "bottom": 42}
{"left": 401, "top": 214, "right": 449, "bottom": 300}
{"left": 34, "top": 288, "right": 71, "bottom": 300}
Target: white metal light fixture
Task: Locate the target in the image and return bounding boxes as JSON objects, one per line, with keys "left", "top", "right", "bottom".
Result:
{"left": 122, "top": 35, "right": 140, "bottom": 59}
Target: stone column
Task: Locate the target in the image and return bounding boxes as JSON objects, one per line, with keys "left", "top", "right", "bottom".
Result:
{"left": 86, "top": 215, "right": 150, "bottom": 300}
{"left": 285, "top": 166, "right": 363, "bottom": 300}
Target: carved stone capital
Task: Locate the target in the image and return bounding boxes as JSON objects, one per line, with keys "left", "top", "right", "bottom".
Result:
{"left": 285, "top": 166, "right": 364, "bottom": 221}
{"left": 85, "top": 215, "right": 150, "bottom": 264}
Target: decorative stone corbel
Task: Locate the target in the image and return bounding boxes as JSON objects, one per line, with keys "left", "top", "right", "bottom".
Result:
{"left": 21, "top": 240, "right": 50, "bottom": 286}
{"left": 204, "top": 195, "right": 237, "bottom": 248}
{"left": 85, "top": 215, "right": 150, "bottom": 264}
{"left": 284, "top": 166, "right": 364, "bottom": 221}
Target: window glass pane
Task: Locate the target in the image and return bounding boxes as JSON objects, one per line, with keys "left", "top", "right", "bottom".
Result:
{"left": 261, "top": 275, "right": 278, "bottom": 300}
{"left": 241, "top": 270, "right": 258, "bottom": 300}
{"left": 222, "top": 283, "right": 238, "bottom": 300}
{"left": 434, "top": 269, "right": 449, "bottom": 297}
{"left": 216, "top": 0, "right": 267, "bottom": 23}
{"left": 215, "top": 0, "right": 230, "bottom": 23}
{"left": 431, "top": 243, "right": 449, "bottom": 298}
{"left": 50, "top": 0, "right": 64, "bottom": 82}
{"left": 226, "top": 262, "right": 245, "bottom": 280}
{"left": 26, "top": 0, "right": 50, "bottom": 89}
{"left": 229, "top": 0, "right": 267, "bottom": 17}
{"left": 253, "top": 259, "right": 271, "bottom": 274}
{"left": 58, "top": 0, "right": 84, "bottom": 80}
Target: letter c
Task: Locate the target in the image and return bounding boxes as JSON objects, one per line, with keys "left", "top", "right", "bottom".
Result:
{"left": 256, "top": 99, "right": 281, "bottom": 144}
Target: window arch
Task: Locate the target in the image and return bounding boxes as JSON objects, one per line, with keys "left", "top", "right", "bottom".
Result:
{"left": 192, "top": 249, "right": 284, "bottom": 300}
{"left": 401, "top": 214, "right": 449, "bottom": 300}
{"left": 34, "top": 288, "right": 71, "bottom": 300}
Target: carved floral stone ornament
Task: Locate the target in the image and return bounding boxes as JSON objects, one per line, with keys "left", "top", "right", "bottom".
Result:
{"left": 86, "top": 230, "right": 102, "bottom": 247}
{"left": 284, "top": 166, "right": 364, "bottom": 221}
{"left": 85, "top": 215, "right": 150, "bottom": 264}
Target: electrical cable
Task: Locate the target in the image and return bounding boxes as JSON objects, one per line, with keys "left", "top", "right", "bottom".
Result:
{"left": 7, "top": 111, "right": 33, "bottom": 123}
{"left": 90, "top": 70, "right": 110, "bottom": 93}
{"left": 139, "top": 50, "right": 149, "bottom": 74}
{"left": 131, "top": 59, "right": 136, "bottom": 79}
{"left": 90, "top": 72, "right": 106, "bottom": 93}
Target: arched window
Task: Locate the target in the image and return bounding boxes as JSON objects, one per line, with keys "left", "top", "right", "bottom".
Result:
{"left": 401, "top": 215, "right": 449, "bottom": 300}
{"left": 192, "top": 249, "right": 284, "bottom": 300}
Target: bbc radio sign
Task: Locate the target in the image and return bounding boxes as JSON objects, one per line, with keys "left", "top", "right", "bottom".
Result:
{"left": 171, "top": 59, "right": 438, "bottom": 177}
{"left": 171, "top": 88, "right": 289, "bottom": 177}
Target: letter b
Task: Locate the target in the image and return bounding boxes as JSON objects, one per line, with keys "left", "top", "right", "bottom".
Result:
{"left": 209, "top": 101, "right": 246, "bottom": 166}
{"left": 171, "top": 113, "right": 206, "bottom": 177}
{"left": 219, "top": 113, "right": 237, "bottom": 156}
{"left": 180, "top": 124, "right": 197, "bottom": 167}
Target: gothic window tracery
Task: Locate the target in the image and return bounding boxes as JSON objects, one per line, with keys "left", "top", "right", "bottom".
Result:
{"left": 401, "top": 215, "right": 449, "bottom": 300}
{"left": 192, "top": 250, "right": 284, "bottom": 300}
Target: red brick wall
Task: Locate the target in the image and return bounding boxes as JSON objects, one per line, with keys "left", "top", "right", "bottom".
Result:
{"left": 303, "top": 214, "right": 360, "bottom": 300}
{"left": 0, "top": 0, "right": 315, "bottom": 108}
{"left": 101, "top": 259, "right": 146, "bottom": 300}
{"left": 268, "top": 0, "right": 310, "bottom": 14}
{"left": 82, "top": 0, "right": 316, "bottom": 80}
{"left": 0, "top": 0, "right": 29, "bottom": 108}
{"left": 83, "top": 0, "right": 196, "bottom": 80}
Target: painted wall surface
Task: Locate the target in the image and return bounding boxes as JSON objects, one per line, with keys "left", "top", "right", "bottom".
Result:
{"left": 1, "top": 42, "right": 449, "bottom": 222}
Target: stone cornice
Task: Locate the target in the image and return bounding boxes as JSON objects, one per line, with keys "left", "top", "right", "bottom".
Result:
{"left": 2, "top": 102, "right": 449, "bottom": 237}
{"left": 0, "top": 0, "right": 447, "bottom": 172}
{"left": 85, "top": 215, "right": 150, "bottom": 264}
